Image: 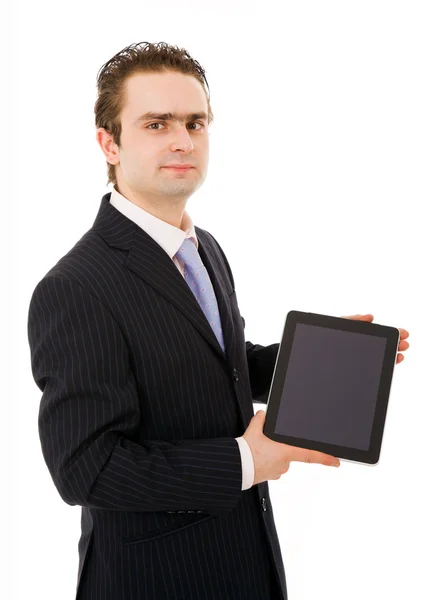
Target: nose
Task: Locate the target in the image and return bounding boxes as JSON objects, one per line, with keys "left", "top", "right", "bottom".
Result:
{"left": 169, "top": 125, "right": 195, "bottom": 153}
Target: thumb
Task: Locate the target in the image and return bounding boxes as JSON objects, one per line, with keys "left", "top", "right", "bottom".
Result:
{"left": 256, "top": 410, "right": 266, "bottom": 418}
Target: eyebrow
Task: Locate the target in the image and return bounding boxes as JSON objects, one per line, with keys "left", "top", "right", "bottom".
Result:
{"left": 133, "top": 111, "right": 208, "bottom": 125}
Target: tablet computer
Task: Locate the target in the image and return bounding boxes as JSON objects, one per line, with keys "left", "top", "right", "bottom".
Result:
{"left": 263, "top": 310, "right": 400, "bottom": 465}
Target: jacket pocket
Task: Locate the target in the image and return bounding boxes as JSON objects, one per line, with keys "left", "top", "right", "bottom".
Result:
{"left": 122, "top": 513, "right": 214, "bottom": 546}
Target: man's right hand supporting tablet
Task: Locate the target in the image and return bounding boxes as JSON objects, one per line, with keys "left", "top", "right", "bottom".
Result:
{"left": 243, "top": 410, "right": 340, "bottom": 486}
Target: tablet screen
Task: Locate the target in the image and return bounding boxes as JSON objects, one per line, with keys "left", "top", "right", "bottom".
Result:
{"left": 274, "top": 323, "right": 387, "bottom": 451}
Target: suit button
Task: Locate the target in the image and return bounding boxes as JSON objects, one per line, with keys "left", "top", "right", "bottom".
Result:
{"left": 261, "top": 497, "right": 267, "bottom": 511}
{"left": 233, "top": 368, "right": 239, "bottom": 382}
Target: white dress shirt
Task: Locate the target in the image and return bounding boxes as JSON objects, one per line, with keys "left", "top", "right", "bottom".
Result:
{"left": 109, "top": 184, "right": 255, "bottom": 490}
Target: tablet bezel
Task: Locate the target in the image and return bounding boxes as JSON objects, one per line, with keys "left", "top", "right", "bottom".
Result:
{"left": 263, "top": 310, "right": 400, "bottom": 465}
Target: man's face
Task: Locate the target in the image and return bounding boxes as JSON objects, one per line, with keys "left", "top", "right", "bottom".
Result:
{"left": 102, "top": 70, "right": 210, "bottom": 202}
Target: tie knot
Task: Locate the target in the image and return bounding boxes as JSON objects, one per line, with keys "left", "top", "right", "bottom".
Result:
{"left": 175, "top": 238, "right": 203, "bottom": 270}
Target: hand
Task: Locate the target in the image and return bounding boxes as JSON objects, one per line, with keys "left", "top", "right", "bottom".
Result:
{"left": 243, "top": 411, "right": 341, "bottom": 486}
{"left": 340, "top": 313, "right": 410, "bottom": 365}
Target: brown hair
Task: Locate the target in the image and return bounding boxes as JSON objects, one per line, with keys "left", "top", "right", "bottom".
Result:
{"left": 94, "top": 41, "right": 214, "bottom": 187}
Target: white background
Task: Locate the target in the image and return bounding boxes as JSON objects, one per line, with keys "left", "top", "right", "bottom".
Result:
{"left": 11, "top": 1, "right": 424, "bottom": 598}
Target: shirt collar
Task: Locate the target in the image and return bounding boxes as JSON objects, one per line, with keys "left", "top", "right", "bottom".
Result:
{"left": 109, "top": 184, "right": 198, "bottom": 259}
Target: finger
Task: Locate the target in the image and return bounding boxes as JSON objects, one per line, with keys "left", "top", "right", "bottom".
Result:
{"left": 340, "top": 314, "right": 374, "bottom": 321}
{"left": 398, "top": 340, "right": 409, "bottom": 351}
{"left": 396, "top": 354, "right": 404, "bottom": 364}
{"left": 399, "top": 328, "right": 410, "bottom": 340}
{"left": 286, "top": 446, "right": 340, "bottom": 466}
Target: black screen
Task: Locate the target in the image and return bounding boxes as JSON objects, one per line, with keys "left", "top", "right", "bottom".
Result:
{"left": 274, "top": 323, "right": 387, "bottom": 451}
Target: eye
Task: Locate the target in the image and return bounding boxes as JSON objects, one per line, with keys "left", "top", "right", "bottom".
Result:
{"left": 188, "top": 122, "right": 204, "bottom": 130}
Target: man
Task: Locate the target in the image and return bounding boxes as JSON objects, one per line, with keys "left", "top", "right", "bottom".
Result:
{"left": 27, "top": 41, "right": 409, "bottom": 600}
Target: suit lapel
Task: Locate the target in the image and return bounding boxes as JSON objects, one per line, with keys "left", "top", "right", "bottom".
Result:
{"left": 92, "top": 192, "right": 236, "bottom": 363}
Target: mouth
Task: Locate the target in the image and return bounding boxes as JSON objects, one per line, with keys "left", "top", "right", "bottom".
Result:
{"left": 162, "top": 166, "right": 194, "bottom": 172}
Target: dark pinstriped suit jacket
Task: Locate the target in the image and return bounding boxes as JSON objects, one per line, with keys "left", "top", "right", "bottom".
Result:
{"left": 27, "top": 192, "right": 288, "bottom": 600}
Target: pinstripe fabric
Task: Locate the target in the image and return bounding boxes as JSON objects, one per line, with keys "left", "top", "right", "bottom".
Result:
{"left": 109, "top": 182, "right": 253, "bottom": 490}
{"left": 27, "top": 192, "right": 287, "bottom": 600}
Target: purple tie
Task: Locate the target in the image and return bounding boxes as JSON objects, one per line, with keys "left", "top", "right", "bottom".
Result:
{"left": 175, "top": 238, "right": 226, "bottom": 354}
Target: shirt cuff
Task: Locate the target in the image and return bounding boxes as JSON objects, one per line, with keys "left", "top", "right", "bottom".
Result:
{"left": 235, "top": 436, "right": 255, "bottom": 490}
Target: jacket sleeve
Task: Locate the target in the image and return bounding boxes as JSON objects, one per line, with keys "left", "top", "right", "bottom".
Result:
{"left": 27, "top": 275, "right": 243, "bottom": 516}
{"left": 242, "top": 321, "right": 280, "bottom": 404}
